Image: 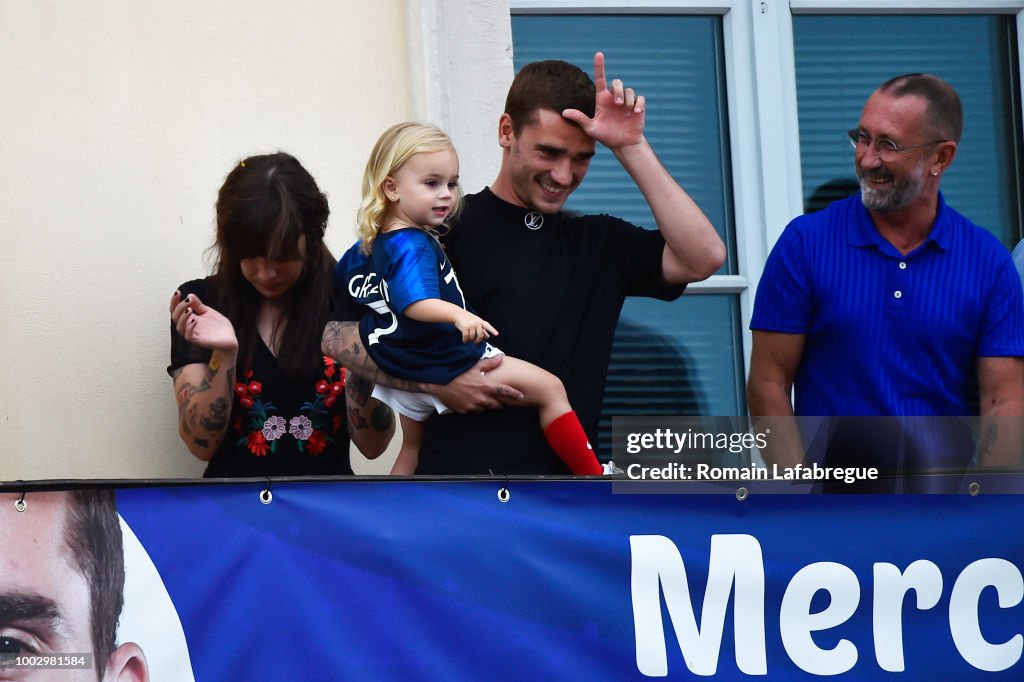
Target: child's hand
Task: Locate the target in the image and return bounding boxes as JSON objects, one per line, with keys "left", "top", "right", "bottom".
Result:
{"left": 452, "top": 309, "right": 498, "bottom": 344}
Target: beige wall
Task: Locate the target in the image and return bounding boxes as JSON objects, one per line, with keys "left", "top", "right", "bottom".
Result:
{"left": 0, "top": 1, "right": 418, "bottom": 479}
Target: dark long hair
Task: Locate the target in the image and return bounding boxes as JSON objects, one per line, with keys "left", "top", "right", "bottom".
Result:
{"left": 212, "top": 152, "right": 334, "bottom": 377}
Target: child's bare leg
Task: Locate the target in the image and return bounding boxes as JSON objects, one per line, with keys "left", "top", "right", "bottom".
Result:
{"left": 484, "top": 357, "right": 602, "bottom": 474}
{"left": 390, "top": 415, "right": 425, "bottom": 475}
{"left": 483, "top": 357, "right": 571, "bottom": 426}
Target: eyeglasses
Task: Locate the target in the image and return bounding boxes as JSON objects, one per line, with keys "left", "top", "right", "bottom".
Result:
{"left": 847, "top": 128, "right": 949, "bottom": 162}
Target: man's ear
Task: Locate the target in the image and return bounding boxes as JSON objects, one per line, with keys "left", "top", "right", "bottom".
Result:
{"left": 931, "top": 140, "right": 957, "bottom": 176}
{"left": 101, "top": 642, "right": 149, "bottom": 682}
{"left": 498, "top": 113, "right": 514, "bottom": 149}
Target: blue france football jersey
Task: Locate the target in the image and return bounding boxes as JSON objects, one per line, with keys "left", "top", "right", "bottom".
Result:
{"left": 337, "top": 228, "right": 485, "bottom": 384}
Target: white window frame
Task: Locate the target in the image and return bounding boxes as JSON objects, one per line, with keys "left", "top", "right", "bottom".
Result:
{"left": 507, "top": 0, "right": 794, "bottom": 383}
{"left": 413, "top": 0, "right": 1024, "bottom": 389}
{"left": 786, "top": 1, "right": 1024, "bottom": 252}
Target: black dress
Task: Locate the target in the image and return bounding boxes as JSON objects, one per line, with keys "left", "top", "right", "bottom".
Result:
{"left": 169, "top": 278, "right": 353, "bottom": 477}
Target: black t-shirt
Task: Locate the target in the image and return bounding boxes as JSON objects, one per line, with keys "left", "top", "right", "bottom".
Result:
{"left": 416, "top": 189, "right": 684, "bottom": 474}
{"left": 169, "top": 278, "right": 353, "bottom": 477}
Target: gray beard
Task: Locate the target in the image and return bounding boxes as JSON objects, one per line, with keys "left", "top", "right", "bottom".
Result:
{"left": 858, "top": 162, "right": 926, "bottom": 213}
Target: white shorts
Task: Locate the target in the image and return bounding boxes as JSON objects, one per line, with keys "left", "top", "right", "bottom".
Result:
{"left": 372, "top": 343, "right": 504, "bottom": 422}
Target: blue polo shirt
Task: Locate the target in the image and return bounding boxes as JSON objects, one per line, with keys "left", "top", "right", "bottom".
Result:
{"left": 751, "top": 192, "right": 1024, "bottom": 416}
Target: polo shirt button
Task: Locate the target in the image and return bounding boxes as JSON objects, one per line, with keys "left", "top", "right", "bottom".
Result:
{"left": 894, "top": 290, "right": 903, "bottom": 299}
{"left": 899, "top": 262, "right": 907, "bottom": 270}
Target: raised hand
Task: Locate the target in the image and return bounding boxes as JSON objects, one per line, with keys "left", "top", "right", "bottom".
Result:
{"left": 562, "top": 52, "right": 646, "bottom": 151}
{"left": 170, "top": 291, "right": 239, "bottom": 352}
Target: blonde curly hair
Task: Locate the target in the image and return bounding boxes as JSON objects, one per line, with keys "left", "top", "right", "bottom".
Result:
{"left": 356, "top": 121, "right": 462, "bottom": 255}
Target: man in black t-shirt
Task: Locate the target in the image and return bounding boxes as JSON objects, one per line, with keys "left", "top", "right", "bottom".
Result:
{"left": 325, "top": 53, "right": 725, "bottom": 473}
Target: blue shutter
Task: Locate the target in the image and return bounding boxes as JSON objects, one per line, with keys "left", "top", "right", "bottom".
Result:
{"left": 793, "top": 14, "right": 1023, "bottom": 247}
{"left": 512, "top": 14, "right": 735, "bottom": 270}
{"left": 511, "top": 14, "right": 743, "bottom": 457}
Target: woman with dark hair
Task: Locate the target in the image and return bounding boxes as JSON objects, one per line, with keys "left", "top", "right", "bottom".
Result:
{"left": 168, "top": 152, "right": 393, "bottom": 477}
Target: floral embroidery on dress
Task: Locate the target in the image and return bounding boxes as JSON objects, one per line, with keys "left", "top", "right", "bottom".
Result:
{"left": 296, "top": 356, "right": 347, "bottom": 454}
{"left": 247, "top": 430, "right": 269, "bottom": 457}
{"left": 289, "top": 415, "right": 313, "bottom": 440}
{"left": 308, "top": 430, "right": 328, "bottom": 455}
{"left": 234, "top": 357, "right": 347, "bottom": 457}
{"left": 262, "top": 415, "right": 287, "bottom": 441}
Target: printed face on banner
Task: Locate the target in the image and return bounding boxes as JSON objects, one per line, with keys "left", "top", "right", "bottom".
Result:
{"left": 0, "top": 492, "right": 148, "bottom": 681}
{"left": 0, "top": 492, "right": 96, "bottom": 680}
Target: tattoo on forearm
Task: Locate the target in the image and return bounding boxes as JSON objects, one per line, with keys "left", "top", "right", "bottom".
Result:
{"left": 200, "top": 397, "right": 230, "bottom": 433}
{"left": 326, "top": 321, "right": 428, "bottom": 391}
{"left": 206, "top": 354, "right": 221, "bottom": 381}
{"left": 324, "top": 321, "right": 391, "bottom": 384}
{"left": 175, "top": 360, "right": 235, "bottom": 447}
{"left": 322, "top": 322, "right": 348, "bottom": 362}
{"left": 184, "top": 401, "right": 199, "bottom": 435}
{"left": 177, "top": 382, "right": 198, "bottom": 408}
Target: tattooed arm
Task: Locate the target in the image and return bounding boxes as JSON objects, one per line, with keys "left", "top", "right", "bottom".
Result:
{"left": 321, "top": 321, "right": 401, "bottom": 388}
{"left": 170, "top": 290, "right": 239, "bottom": 461}
{"left": 976, "top": 357, "right": 1024, "bottom": 467}
{"left": 170, "top": 354, "right": 236, "bottom": 461}
{"left": 345, "top": 373, "right": 395, "bottom": 459}
{"left": 322, "top": 321, "right": 523, "bottom": 413}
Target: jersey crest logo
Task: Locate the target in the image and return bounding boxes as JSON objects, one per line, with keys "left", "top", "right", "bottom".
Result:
{"left": 524, "top": 212, "right": 544, "bottom": 231}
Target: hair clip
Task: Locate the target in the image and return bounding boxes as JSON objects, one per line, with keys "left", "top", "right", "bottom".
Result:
{"left": 240, "top": 160, "right": 246, "bottom": 168}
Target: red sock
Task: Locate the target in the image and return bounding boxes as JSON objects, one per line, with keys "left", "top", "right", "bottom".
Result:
{"left": 544, "top": 411, "right": 602, "bottom": 475}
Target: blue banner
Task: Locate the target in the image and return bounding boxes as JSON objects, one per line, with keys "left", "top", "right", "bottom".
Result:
{"left": 112, "top": 481, "right": 1024, "bottom": 680}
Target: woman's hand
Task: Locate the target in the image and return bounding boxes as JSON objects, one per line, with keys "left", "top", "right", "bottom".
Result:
{"left": 170, "top": 291, "right": 239, "bottom": 352}
{"left": 169, "top": 290, "right": 239, "bottom": 461}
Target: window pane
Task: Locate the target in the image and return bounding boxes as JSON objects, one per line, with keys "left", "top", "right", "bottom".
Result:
{"left": 598, "top": 295, "right": 745, "bottom": 455}
{"left": 511, "top": 14, "right": 736, "bottom": 274}
{"left": 511, "top": 14, "right": 744, "bottom": 442}
{"left": 794, "top": 14, "right": 1023, "bottom": 248}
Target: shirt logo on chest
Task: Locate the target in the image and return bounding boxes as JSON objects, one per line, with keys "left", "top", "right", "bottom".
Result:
{"left": 524, "top": 212, "right": 544, "bottom": 231}
{"left": 348, "top": 272, "right": 380, "bottom": 299}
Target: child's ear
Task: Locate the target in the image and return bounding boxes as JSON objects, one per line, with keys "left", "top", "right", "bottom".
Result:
{"left": 382, "top": 177, "right": 398, "bottom": 202}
